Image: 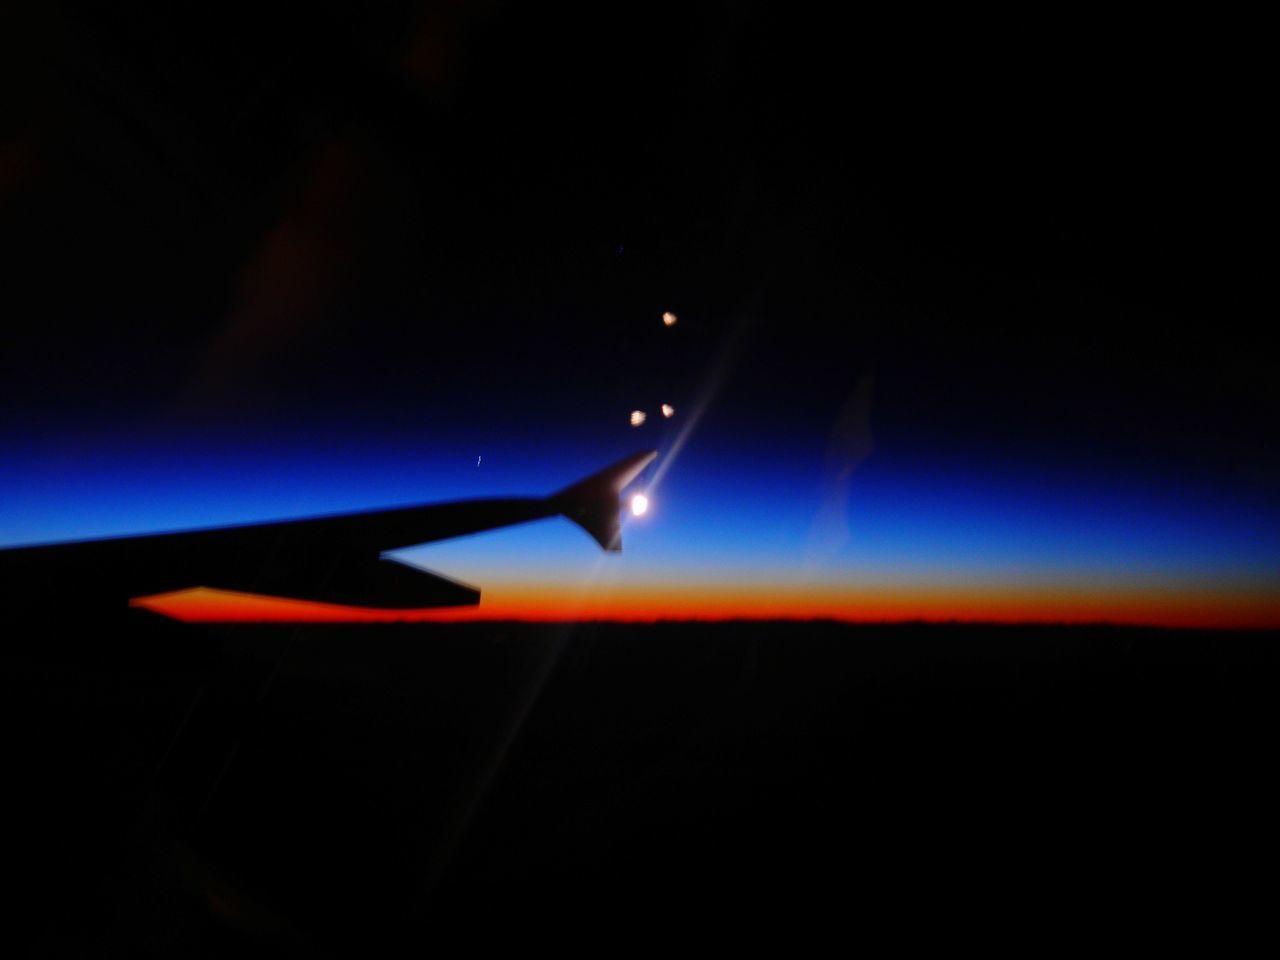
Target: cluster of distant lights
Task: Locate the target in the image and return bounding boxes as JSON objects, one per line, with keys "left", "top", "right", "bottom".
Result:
{"left": 624, "top": 312, "right": 679, "bottom": 518}
{"left": 629, "top": 405, "right": 675, "bottom": 427}
{"left": 629, "top": 312, "right": 678, "bottom": 429}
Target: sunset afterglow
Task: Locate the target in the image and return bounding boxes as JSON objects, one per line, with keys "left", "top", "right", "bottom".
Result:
{"left": 131, "top": 575, "right": 1280, "bottom": 628}
{"left": 11, "top": 432, "right": 1280, "bottom": 630}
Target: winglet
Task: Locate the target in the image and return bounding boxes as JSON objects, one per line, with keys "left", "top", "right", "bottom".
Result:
{"left": 551, "top": 450, "right": 658, "bottom": 552}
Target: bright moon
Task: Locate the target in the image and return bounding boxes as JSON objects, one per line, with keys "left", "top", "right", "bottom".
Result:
{"left": 630, "top": 493, "right": 650, "bottom": 517}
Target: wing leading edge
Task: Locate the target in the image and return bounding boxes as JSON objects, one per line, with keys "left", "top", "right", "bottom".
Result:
{"left": 0, "top": 451, "right": 657, "bottom": 614}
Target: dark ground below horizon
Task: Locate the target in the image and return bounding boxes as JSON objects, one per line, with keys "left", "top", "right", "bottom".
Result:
{"left": 5, "top": 617, "right": 1279, "bottom": 953}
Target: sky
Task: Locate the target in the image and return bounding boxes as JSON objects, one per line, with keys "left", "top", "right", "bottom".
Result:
{"left": 2, "top": 3, "right": 1275, "bottom": 626}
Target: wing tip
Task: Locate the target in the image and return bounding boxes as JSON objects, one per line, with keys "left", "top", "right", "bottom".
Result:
{"left": 552, "top": 450, "right": 657, "bottom": 552}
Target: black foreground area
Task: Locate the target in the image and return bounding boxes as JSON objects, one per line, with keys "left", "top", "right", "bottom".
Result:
{"left": 6, "top": 617, "right": 1278, "bottom": 953}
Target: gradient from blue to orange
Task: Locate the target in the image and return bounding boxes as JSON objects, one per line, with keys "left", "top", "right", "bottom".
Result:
{"left": 3, "top": 1, "right": 1275, "bottom": 636}
{"left": 5, "top": 424, "right": 1278, "bottom": 628}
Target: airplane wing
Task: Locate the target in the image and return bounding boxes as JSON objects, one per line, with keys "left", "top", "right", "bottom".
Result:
{"left": 0, "top": 450, "right": 656, "bottom": 614}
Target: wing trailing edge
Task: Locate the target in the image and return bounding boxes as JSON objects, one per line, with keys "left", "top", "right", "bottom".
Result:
{"left": 200, "top": 555, "right": 481, "bottom": 609}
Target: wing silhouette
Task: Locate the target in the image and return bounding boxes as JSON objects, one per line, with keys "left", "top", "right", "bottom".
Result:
{"left": 0, "top": 451, "right": 656, "bottom": 615}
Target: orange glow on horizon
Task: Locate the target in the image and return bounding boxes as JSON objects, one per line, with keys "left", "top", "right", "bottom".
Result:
{"left": 130, "top": 579, "right": 1280, "bottom": 630}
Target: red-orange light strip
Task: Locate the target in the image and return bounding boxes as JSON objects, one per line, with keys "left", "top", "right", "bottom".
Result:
{"left": 130, "top": 579, "right": 1280, "bottom": 629}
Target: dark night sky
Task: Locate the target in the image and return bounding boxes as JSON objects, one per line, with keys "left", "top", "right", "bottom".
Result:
{"left": 6, "top": 12, "right": 1279, "bottom": 951}
{"left": 8, "top": 13, "right": 1280, "bottom": 955}
{"left": 2, "top": 2, "right": 1275, "bottom": 622}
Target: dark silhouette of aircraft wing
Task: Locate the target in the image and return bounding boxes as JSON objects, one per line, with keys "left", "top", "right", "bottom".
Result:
{"left": 0, "top": 450, "right": 657, "bottom": 614}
